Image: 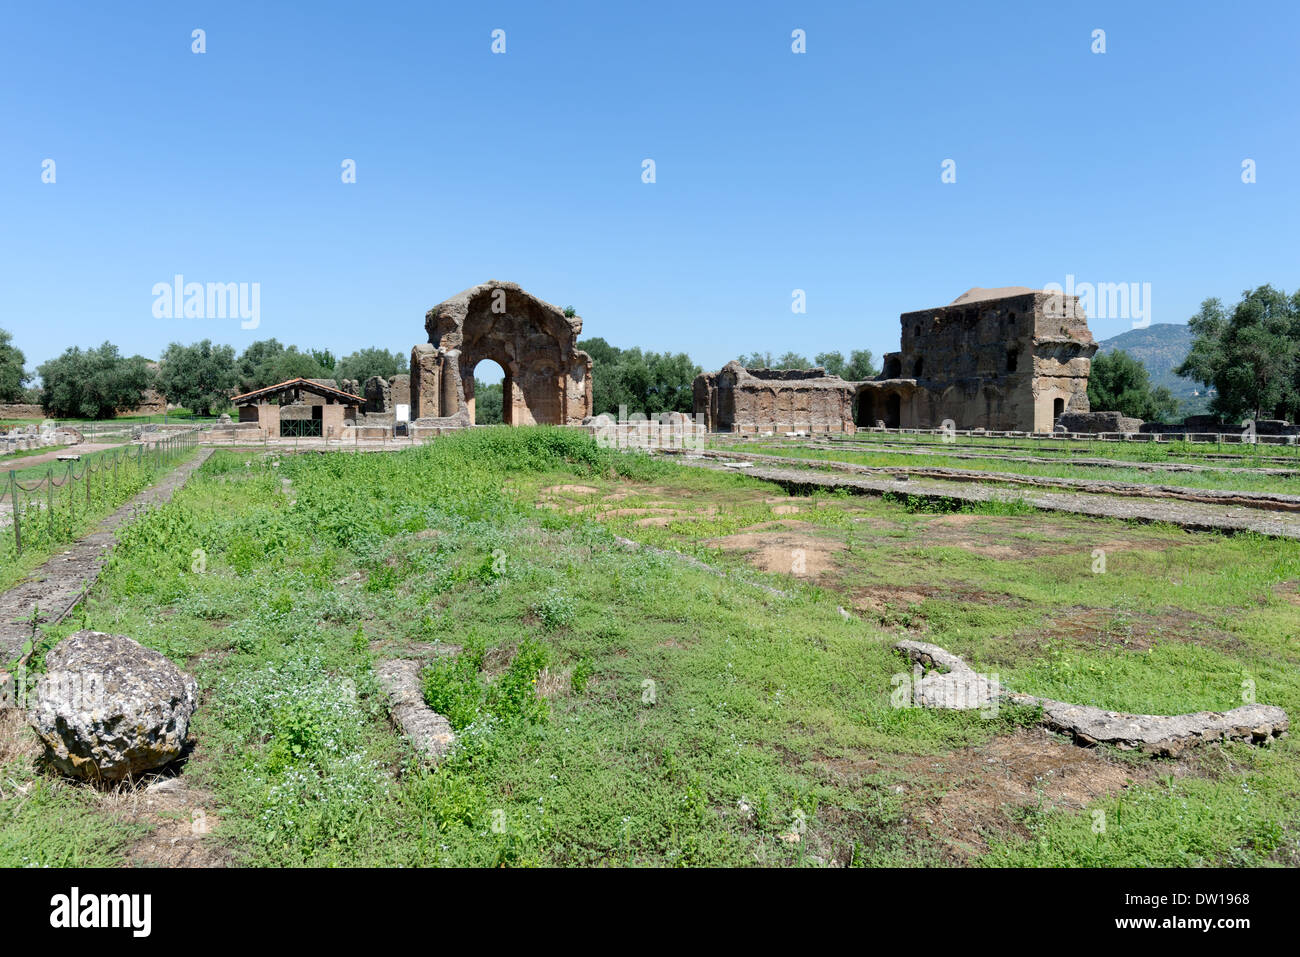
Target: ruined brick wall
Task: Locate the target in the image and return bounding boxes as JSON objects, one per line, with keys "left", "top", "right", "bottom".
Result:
{"left": 363, "top": 375, "right": 391, "bottom": 414}
{"left": 861, "top": 288, "right": 1096, "bottom": 432}
{"left": 693, "top": 361, "right": 856, "bottom": 434}
{"left": 362, "top": 374, "right": 411, "bottom": 415}
{"left": 0, "top": 404, "right": 45, "bottom": 420}
{"left": 409, "top": 281, "right": 591, "bottom": 427}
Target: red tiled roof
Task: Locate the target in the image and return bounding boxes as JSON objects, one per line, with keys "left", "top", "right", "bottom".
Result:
{"left": 231, "top": 377, "right": 364, "bottom": 405}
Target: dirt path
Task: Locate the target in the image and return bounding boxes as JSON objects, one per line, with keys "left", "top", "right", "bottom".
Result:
{"left": 683, "top": 457, "right": 1300, "bottom": 540}
{"left": 0, "top": 449, "right": 213, "bottom": 660}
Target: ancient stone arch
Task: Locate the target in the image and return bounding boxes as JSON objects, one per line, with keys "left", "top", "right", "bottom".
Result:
{"left": 410, "top": 281, "right": 593, "bottom": 427}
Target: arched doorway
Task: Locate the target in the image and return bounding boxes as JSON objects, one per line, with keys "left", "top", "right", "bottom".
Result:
{"left": 466, "top": 358, "right": 507, "bottom": 424}
{"left": 854, "top": 386, "right": 876, "bottom": 427}
{"left": 417, "top": 281, "right": 594, "bottom": 425}
{"left": 885, "top": 393, "right": 902, "bottom": 429}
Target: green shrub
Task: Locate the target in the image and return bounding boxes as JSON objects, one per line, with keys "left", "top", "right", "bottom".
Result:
{"left": 532, "top": 588, "right": 576, "bottom": 630}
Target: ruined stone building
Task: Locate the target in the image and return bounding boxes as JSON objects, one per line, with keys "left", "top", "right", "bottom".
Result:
{"left": 693, "top": 362, "right": 857, "bottom": 434}
{"left": 358, "top": 374, "right": 411, "bottom": 427}
{"left": 856, "top": 287, "right": 1096, "bottom": 432}
{"left": 409, "top": 281, "right": 593, "bottom": 432}
{"left": 693, "top": 287, "right": 1097, "bottom": 434}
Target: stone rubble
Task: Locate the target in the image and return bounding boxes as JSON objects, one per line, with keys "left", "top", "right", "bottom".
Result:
{"left": 375, "top": 658, "right": 455, "bottom": 764}
{"left": 28, "top": 630, "right": 197, "bottom": 782}
{"left": 894, "top": 639, "right": 1288, "bottom": 755}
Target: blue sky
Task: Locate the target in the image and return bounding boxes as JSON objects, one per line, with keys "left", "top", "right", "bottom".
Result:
{"left": 2, "top": 1, "right": 1296, "bottom": 384}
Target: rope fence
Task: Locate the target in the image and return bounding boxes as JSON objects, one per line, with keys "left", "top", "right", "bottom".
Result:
{"left": 3, "top": 430, "right": 200, "bottom": 560}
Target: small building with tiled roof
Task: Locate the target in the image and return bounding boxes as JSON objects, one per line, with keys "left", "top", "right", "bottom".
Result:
{"left": 232, "top": 377, "right": 364, "bottom": 438}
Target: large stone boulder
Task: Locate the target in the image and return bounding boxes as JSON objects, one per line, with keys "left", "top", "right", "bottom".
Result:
{"left": 28, "top": 631, "right": 197, "bottom": 782}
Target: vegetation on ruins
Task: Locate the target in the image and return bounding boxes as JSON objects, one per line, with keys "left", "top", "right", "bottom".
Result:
{"left": 1087, "top": 349, "right": 1180, "bottom": 422}
{"left": 579, "top": 337, "right": 700, "bottom": 416}
{"left": 1177, "top": 284, "right": 1300, "bottom": 423}
{"left": 156, "top": 340, "right": 238, "bottom": 416}
{"left": 36, "top": 342, "right": 154, "bottom": 419}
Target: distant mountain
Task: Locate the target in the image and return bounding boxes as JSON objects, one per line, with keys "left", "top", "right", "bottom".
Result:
{"left": 1095, "top": 323, "right": 1209, "bottom": 414}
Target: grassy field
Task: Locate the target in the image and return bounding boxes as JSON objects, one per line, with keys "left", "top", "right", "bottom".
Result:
{"left": 792, "top": 433, "right": 1300, "bottom": 466}
{"left": 0, "top": 444, "right": 199, "bottom": 595}
{"left": 1, "top": 427, "right": 1297, "bottom": 867}
{"left": 727, "top": 440, "right": 1300, "bottom": 496}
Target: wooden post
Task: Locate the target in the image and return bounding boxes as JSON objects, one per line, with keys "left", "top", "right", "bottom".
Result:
{"left": 11, "top": 470, "right": 20, "bottom": 555}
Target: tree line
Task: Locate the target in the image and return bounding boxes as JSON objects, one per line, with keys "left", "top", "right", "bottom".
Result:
{"left": 17, "top": 289, "right": 1289, "bottom": 426}
{"left": 1086, "top": 285, "right": 1300, "bottom": 424}
{"left": 0, "top": 337, "right": 410, "bottom": 420}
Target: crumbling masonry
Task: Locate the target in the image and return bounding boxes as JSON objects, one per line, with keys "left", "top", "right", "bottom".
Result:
{"left": 693, "top": 363, "right": 857, "bottom": 434}
{"left": 693, "top": 287, "right": 1098, "bottom": 434}
{"left": 857, "top": 287, "right": 1097, "bottom": 432}
{"left": 409, "top": 281, "right": 593, "bottom": 432}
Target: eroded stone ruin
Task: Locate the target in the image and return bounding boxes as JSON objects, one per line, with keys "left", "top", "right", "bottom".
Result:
{"left": 693, "top": 287, "right": 1098, "bottom": 435}
{"left": 409, "top": 281, "right": 593, "bottom": 433}
{"left": 894, "top": 639, "right": 1288, "bottom": 756}
{"left": 692, "top": 362, "right": 857, "bottom": 435}
{"left": 857, "top": 287, "right": 1097, "bottom": 432}
{"left": 356, "top": 373, "right": 411, "bottom": 429}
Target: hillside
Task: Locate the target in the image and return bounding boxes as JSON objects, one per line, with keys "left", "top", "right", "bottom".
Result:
{"left": 1095, "top": 323, "right": 1208, "bottom": 413}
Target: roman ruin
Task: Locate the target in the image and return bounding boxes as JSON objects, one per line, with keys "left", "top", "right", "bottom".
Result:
{"left": 693, "top": 287, "right": 1098, "bottom": 434}
{"left": 856, "top": 286, "right": 1097, "bottom": 432}
{"left": 692, "top": 362, "right": 857, "bottom": 434}
{"left": 408, "top": 281, "right": 593, "bottom": 431}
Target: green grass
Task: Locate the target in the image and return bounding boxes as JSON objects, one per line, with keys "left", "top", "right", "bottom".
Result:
{"left": 728, "top": 441, "right": 1300, "bottom": 496}
{"left": 3, "top": 426, "right": 1298, "bottom": 867}
{"left": 0, "top": 764, "right": 146, "bottom": 866}
{"left": 981, "top": 750, "right": 1300, "bottom": 866}
{"left": 803, "top": 432, "right": 1300, "bottom": 464}
{"left": 0, "top": 444, "right": 199, "bottom": 618}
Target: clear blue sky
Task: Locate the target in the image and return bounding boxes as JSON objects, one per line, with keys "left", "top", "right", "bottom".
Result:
{"left": 2, "top": 1, "right": 1296, "bottom": 385}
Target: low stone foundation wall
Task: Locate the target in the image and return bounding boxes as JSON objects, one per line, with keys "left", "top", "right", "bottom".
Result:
{"left": 347, "top": 425, "right": 393, "bottom": 441}
{"left": 1058, "top": 411, "right": 1143, "bottom": 434}
{"left": 583, "top": 419, "right": 708, "bottom": 451}
{"left": 0, "top": 404, "right": 45, "bottom": 420}
{"left": 1142, "top": 420, "right": 1300, "bottom": 437}
{"left": 409, "top": 411, "right": 470, "bottom": 440}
